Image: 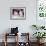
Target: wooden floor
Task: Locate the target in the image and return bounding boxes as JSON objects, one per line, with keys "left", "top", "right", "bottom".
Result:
{"left": 0, "top": 42, "right": 46, "bottom": 46}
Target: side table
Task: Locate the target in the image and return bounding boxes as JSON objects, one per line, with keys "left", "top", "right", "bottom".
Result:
{"left": 4, "top": 33, "right": 18, "bottom": 46}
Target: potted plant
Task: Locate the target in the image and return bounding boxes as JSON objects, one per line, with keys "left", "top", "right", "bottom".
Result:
{"left": 33, "top": 32, "right": 46, "bottom": 43}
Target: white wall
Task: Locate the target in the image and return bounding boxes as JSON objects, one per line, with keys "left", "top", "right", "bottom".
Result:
{"left": 0, "top": 0, "right": 37, "bottom": 42}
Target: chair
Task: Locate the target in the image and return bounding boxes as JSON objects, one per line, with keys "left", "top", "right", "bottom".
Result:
{"left": 18, "top": 33, "right": 30, "bottom": 46}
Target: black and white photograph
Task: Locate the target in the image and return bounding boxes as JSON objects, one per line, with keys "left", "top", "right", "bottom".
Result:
{"left": 10, "top": 7, "right": 26, "bottom": 20}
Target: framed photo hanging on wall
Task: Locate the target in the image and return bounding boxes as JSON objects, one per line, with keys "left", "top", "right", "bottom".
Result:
{"left": 10, "top": 7, "right": 26, "bottom": 20}
{"left": 37, "top": 0, "right": 46, "bottom": 19}
{"left": 36, "top": 0, "right": 46, "bottom": 27}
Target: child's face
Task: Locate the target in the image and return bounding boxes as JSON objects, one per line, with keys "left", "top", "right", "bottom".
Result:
{"left": 14, "top": 11, "right": 18, "bottom": 16}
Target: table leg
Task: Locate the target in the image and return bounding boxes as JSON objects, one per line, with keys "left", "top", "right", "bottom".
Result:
{"left": 4, "top": 34, "right": 7, "bottom": 46}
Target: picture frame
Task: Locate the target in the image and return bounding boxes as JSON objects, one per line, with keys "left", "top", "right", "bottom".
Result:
{"left": 10, "top": 7, "right": 26, "bottom": 20}
{"left": 37, "top": 0, "right": 46, "bottom": 20}
{"left": 36, "top": 0, "right": 46, "bottom": 26}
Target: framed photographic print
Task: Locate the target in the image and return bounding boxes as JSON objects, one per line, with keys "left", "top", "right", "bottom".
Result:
{"left": 10, "top": 7, "right": 26, "bottom": 20}
{"left": 36, "top": 0, "right": 46, "bottom": 26}
{"left": 37, "top": 0, "right": 46, "bottom": 19}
